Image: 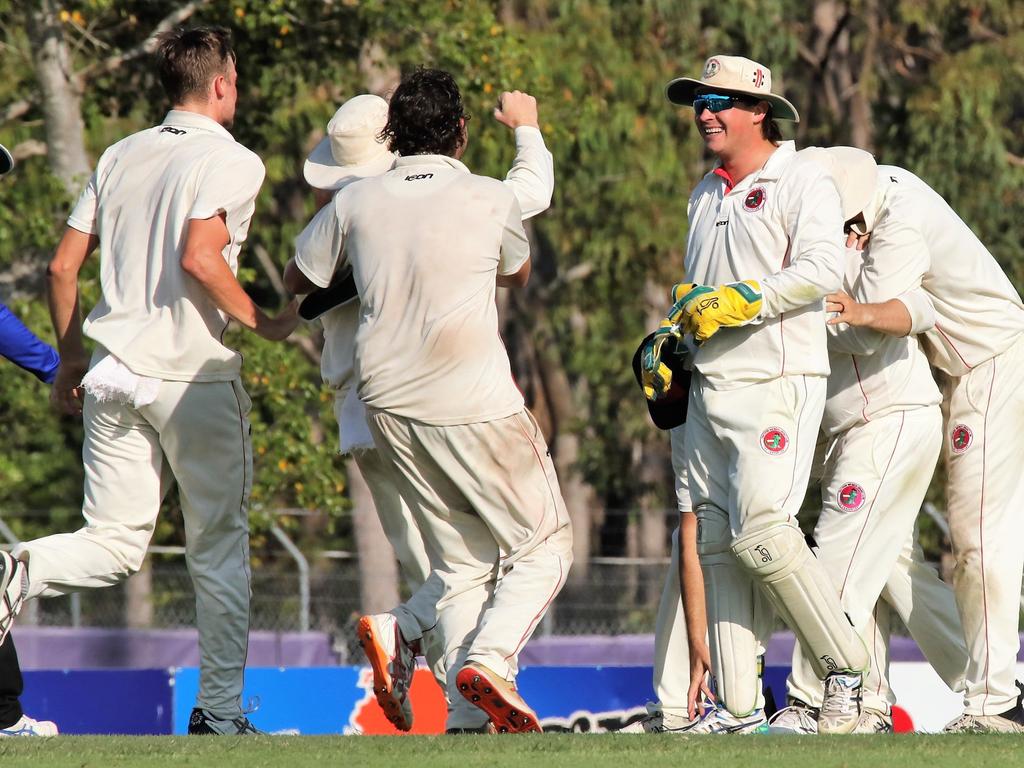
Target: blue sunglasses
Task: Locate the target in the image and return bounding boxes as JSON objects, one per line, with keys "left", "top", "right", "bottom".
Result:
{"left": 693, "top": 93, "right": 753, "bottom": 114}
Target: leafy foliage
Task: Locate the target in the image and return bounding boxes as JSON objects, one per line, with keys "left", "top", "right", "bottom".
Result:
{"left": 1, "top": 0, "right": 1021, "bottom": 568}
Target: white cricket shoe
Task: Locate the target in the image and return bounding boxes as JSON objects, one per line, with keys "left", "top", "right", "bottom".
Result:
{"left": 853, "top": 708, "right": 893, "bottom": 734}
{"left": 618, "top": 703, "right": 701, "bottom": 733}
{"left": 686, "top": 705, "right": 767, "bottom": 734}
{"left": 357, "top": 613, "right": 416, "bottom": 731}
{"left": 0, "top": 552, "right": 27, "bottom": 644}
{"left": 0, "top": 714, "right": 58, "bottom": 737}
{"left": 767, "top": 703, "right": 819, "bottom": 735}
{"left": 943, "top": 712, "right": 1024, "bottom": 734}
{"left": 818, "top": 671, "right": 863, "bottom": 734}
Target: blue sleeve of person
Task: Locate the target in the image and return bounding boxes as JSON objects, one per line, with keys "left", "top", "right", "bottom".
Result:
{"left": 0, "top": 301, "right": 60, "bottom": 383}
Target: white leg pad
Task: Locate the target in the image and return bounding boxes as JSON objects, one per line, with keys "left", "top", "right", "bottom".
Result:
{"left": 732, "top": 523, "right": 868, "bottom": 678}
{"left": 696, "top": 505, "right": 767, "bottom": 716}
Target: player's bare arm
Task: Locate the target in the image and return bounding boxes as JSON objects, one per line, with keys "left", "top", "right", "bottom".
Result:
{"left": 47, "top": 226, "right": 97, "bottom": 415}
{"left": 283, "top": 257, "right": 320, "bottom": 295}
{"left": 826, "top": 290, "right": 913, "bottom": 336}
{"left": 679, "top": 512, "right": 713, "bottom": 717}
{"left": 496, "top": 259, "right": 531, "bottom": 288}
{"left": 182, "top": 215, "right": 298, "bottom": 341}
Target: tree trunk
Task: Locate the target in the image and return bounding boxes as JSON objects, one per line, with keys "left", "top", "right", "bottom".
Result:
{"left": 125, "top": 558, "right": 154, "bottom": 628}
{"left": 525, "top": 304, "right": 600, "bottom": 583}
{"left": 347, "top": 456, "right": 400, "bottom": 614}
{"left": 27, "top": 0, "right": 91, "bottom": 194}
{"left": 358, "top": 41, "right": 400, "bottom": 97}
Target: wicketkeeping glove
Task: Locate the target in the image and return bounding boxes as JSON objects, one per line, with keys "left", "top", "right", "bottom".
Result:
{"left": 638, "top": 324, "right": 683, "bottom": 402}
{"left": 666, "top": 283, "right": 713, "bottom": 327}
{"left": 632, "top": 325, "right": 692, "bottom": 429}
{"left": 678, "top": 279, "right": 762, "bottom": 344}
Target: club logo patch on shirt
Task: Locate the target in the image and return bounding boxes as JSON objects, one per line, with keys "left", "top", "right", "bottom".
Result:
{"left": 743, "top": 186, "right": 766, "bottom": 212}
{"left": 704, "top": 58, "right": 721, "bottom": 78}
{"left": 951, "top": 424, "right": 973, "bottom": 454}
{"left": 837, "top": 482, "right": 866, "bottom": 512}
{"left": 760, "top": 427, "right": 789, "bottom": 455}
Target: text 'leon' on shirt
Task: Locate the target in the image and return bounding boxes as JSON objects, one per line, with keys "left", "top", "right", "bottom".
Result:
{"left": 293, "top": 154, "right": 529, "bottom": 426}
{"left": 67, "top": 110, "right": 266, "bottom": 382}
{"left": 682, "top": 141, "right": 844, "bottom": 389}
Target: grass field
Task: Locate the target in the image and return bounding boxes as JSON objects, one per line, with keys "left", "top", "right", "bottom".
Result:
{"left": 1, "top": 734, "right": 1021, "bottom": 768}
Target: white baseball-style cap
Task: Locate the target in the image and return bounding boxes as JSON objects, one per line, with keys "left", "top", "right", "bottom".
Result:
{"left": 303, "top": 94, "right": 396, "bottom": 191}
{"left": 800, "top": 146, "right": 879, "bottom": 225}
{"left": 666, "top": 55, "right": 800, "bottom": 122}
{"left": 0, "top": 143, "right": 13, "bottom": 176}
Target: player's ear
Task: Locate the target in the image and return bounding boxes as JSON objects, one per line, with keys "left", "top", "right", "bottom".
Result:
{"left": 751, "top": 100, "right": 769, "bottom": 125}
{"left": 212, "top": 73, "right": 227, "bottom": 100}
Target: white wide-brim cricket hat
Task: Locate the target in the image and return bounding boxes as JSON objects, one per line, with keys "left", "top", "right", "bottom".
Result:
{"left": 304, "top": 94, "right": 397, "bottom": 191}
{"left": 0, "top": 144, "right": 13, "bottom": 176}
{"left": 666, "top": 55, "right": 800, "bottom": 122}
{"left": 800, "top": 146, "right": 879, "bottom": 223}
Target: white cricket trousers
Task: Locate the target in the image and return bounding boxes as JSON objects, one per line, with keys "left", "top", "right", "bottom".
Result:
{"left": 687, "top": 373, "right": 861, "bottom": 715}
{"left": 646, "top": 424, "right": 693, "bottom": 717}
{"left": 651, "top": 527, "right": 692, "bottom": 716}
{"left": 367, "top": 408, "right": 573, "bottom": 726}
{"left": 351, "top": 448, "right": 449, "bottom": 690}
{"left": 787, "top": 407, "right": 954, "bottom": 711}
{"left": 15, "top": 381, "right": 253, "bottom": 720}
{"left": 944, "top": 334, "right": 1024, "bottom": 715}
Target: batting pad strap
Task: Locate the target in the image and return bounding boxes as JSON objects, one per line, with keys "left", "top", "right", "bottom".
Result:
{"left": 696, "top": 505, "right": 765, "bottom": 716}
{"left": 731, "top": 524, "right": 868, "bottom": 678}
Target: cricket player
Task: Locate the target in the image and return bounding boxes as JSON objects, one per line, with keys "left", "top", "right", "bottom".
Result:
{"left": 657, "top": 55, "right": 868, "bottom": 734}
{"left": 0, "top": 27, "right": 297, "bottom": 735}
{"left": 298, "top": 89, "right": 554, "bottom": 732}
{"left": 619, "top": 433, "right": 695, "bottom": 733}
{"left": 820, "top": 150, "right": 1024, "bottom": 733}
{"left": 284, "top": 68, "right": 572, "bottom": 735}
{"left": 0, "top": 200, "right": 60, "bottom": 737}
{"left": 769, "top": 146, "right": 961, "bottom": 733}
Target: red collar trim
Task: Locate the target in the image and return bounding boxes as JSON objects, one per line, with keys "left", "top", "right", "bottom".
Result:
{"left": 713, "top": 167, "right": 735, "bottom": 192}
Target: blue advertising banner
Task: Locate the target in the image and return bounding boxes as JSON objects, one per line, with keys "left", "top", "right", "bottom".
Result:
{"left": 16, "top": 665, "right": 802, "bottom": 735}
{"left": 22, "top": 669, "right": 173, "bottom": 735}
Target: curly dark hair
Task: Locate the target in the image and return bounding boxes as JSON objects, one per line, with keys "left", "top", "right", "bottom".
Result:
{"left": 381, "top": 68, "right": 468, "bottom": 157}
{"left": 155, "top": 26, "right": 235, "bottom": 105}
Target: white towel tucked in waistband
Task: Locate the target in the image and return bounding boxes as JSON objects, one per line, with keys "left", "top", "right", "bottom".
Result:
{"left": 338, "top": 385, "right": 374, "bottom": 455}
{"left": 81, "top": 354, "right": 160, "bottom": 408}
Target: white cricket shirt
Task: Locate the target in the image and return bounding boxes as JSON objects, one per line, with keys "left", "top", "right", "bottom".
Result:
{"left": 684, "top": 141, "right": 844, "bottom": 389}
{"left": 295, "top": 154, "right": 529, "bottom": 426}
{"left": 68, "top": 110, "right": 265, "bottom": 381}
{"left": 822, "top": 246, "right": 941, "bottom": 436}
{"left": 317, "top": 126, "right": 553, "bottom": 394}
{"left": 866, "top": 166, "right": 1024, "bottom": 377}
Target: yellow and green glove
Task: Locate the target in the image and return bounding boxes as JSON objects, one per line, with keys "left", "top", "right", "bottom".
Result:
{"left": 639, "top": 324, "right": 683, "bottom": 401}
{"left": 675, "top": 279, "right": 762, "bottom": 344}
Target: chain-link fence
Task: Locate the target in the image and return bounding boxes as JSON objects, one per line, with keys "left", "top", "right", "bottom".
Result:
{"left": 9, "top": 502, "right": 1013, "bottom": 664}
{"left": 18, "top": 551, "right": 675, "bottom": 662}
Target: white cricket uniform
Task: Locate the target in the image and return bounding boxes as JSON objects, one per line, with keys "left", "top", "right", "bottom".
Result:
{"left": 684, "top": 142, "right": 842, "bottom": 533}
{"left": 14, "top": 110, "right": 264, "bottom": 720}
{"left": 683, "top": 141, "right": 870, "bottom": 716}
{"left": 786, "top": 234, "right": 946, "bottom": 713}
{"left": 294, "top": 152, "right": 571, "bottom": 728}
{"left": 859, "top": 166, "right": 1024, "bottom": 715}
{"left": 313, "top": 128, "right": 554, "bottom": 710}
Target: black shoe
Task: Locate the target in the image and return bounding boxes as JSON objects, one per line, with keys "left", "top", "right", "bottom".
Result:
{"left": 995, "top": 683, "right": 1024, "bottom": 727}
{"left": 187, "top": 707, "right": 264, "bottom": 735}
